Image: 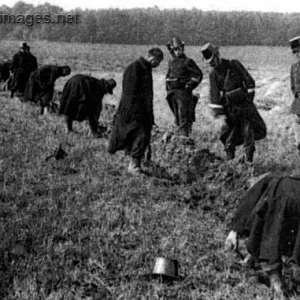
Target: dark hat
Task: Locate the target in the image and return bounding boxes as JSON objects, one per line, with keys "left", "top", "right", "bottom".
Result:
{"left": 201, "top": 43, "right": 219, "bottom": 62}
{"left": 19, "top": 41, "right": 28, "bottom": 50}
{"left": 289, "top": 36, "right": 300, "bottom": 53}
{"left": 167, "top": 37, "right": 185, "bottom": 51}
{"left": 105, "top": 78, "right": 117, "bottom": 94}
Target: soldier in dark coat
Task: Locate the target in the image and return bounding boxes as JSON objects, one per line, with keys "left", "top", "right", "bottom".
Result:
{"left": 166, "top": 37, "right": 203, "bottom": 137}
{"left": 225, "top": 173, "right": 300, "bottom": 299}
{"left": 201, "top": 43, "right": 267, "bottom": 163}
{"left": 10, "top": 42, "right": 38, "bottom": 98}
{"left": 108, "top": 48, "right": 164, "bottom": 174}
{"left": 289, "top": 36, "right": 300, "bottom": 158}
{"left": 24, "top": 65, "right": 71, "bottom": 115}
{"left": 58, "top": 74, "right": 116, "bottom": 138}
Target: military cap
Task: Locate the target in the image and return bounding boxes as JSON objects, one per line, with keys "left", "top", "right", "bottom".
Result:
{"left": 167, "top": 37, "right": 185, "bottom": 51}
{"left": 105, "top": 78, "right": 117, "bottom": 94}
{"left": 19, "top": 41, "right": 28, "bottom": 49}
{"left": 201, "top": 43, "right": 219, "bottom": 62}
{"left": 289, "top": 36, "right": 300, "bottom": 53}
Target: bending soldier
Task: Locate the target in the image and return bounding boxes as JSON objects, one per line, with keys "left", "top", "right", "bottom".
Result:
{"left": 24, "top": 65, "right": 71, "bottom": 115}
{"left": 59, "top": 74, "right": 116, "bottom": 137}
{"left": 201, "top": 43, "right": 267, "bottom": 163}
{"left": 225, "top": 173, "right": 300, "bottom": 299}
{"left": 166, "top": 37, "right": 203, "bottom": 137}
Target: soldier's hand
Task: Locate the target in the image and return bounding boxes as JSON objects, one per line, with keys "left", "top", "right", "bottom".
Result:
{"left": 225, "top": 230, "right": 238, "bottom": 252}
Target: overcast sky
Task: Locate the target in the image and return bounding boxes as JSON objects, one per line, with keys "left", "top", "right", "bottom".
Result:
{"left": 3, "top": 0, "right": 300, "bottom": 12}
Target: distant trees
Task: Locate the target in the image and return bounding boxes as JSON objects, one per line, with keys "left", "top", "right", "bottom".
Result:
{"left": 0, "top": 2, "right": 299, "bottom": 46}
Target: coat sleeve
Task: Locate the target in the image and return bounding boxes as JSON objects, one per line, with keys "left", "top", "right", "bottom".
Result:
{"left": 232, "top": 59, "right": 255, "bottom": 90}
{"left": 185, "top": 58, "right": 203, "bottom": 90}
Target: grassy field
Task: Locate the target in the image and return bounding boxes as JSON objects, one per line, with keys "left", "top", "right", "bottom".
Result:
{"left": 0, "top": 41, "right": 300, "bottom": 299}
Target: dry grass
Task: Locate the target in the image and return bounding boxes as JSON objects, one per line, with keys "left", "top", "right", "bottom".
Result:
{"left": 0, "top": 41, "right": 299, "bottom": 299}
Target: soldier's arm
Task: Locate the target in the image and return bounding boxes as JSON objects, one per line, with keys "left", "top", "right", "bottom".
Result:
{"left": 232, "top": 60, "right": 255, "bottom": 91}
{"left": 291, "top": 64, "right": 295, "bottom": 95}
{"left": 122, "top": 63, "right": 140, "bottom": 97}
{"left": 185, "top": 58, "right": 203, "bottom": 89}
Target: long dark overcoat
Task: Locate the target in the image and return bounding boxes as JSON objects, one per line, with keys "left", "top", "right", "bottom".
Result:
{"left": 209, "top": 58, "right": 267, "bottom": 147}
{"left": 10, "top": 51, "right": 37, "bottom": 94}
{"left": 24, "top": 65, "right": 65, "bottom": 105}
{"left": 232, "top": 173, "right": 300, "bottom": 266}
{"left": 108, "top": 57, "right": 154, "bottom": 154}
{"left": 58, "top": 74, "right": 106, "bottom": 122}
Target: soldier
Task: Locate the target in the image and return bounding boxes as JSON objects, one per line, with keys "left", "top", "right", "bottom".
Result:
{"left": 201, "top": 43, "right": 267, "bottom": 163}
{"left": 289, "top": 36, "right": 300, "bottom": 159}
{"left": 108, "top": 48, "right": 164, "bottom": 175}
{"left": 24, "top": 65, "right": 71, "bottom": 115}
{"left": 166, "top": 37, "right": 203, "bottom": 137}
{"left": 225, "top": 172, "right": 300, "bottom": 300}
{"left": 10, "top": 42, "right": 38, "bottom": 98}
{"left": 58, "top": 74, "right": 116, "bottom": 138}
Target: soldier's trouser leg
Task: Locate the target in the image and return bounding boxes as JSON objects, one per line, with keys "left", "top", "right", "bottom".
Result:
{"left": 130, "top": 125, "right": 151, "bottom": 160}
{"left": 242, "top": 119, "right": 255, "bottom": 162}
{"left": 224, "top": 125, "right": 240, "bottom": 160}
{"left": 40, "top": 90, "right": 54, "bottom": 115}
{"left": 176, "top": 91, "right": 192, "bottom": 137}
{"left": 88, "top": 104, "right": 102, "bottom": 137}
{"left": 293, "top": 115, "right": 300, "bottom": 157}
{"left": 66, "top": 116, "right": 73, "bottom": 132}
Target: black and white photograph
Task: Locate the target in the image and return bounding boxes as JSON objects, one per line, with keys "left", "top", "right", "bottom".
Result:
{"left": 1, "top": 0, "right": 300, "bottom": 299}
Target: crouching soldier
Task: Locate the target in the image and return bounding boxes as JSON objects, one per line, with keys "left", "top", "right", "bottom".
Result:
{"left": 108, "top": 48, "right": 164, "bottom": 175}
{"left": 24, "top": 65, "right": 71, "bottom": 114}
{"left": 166, "top": 37, "right": 203, "bottom": 137}
{"left": 289, "top": 36, "right": 300, "bottom": 159}
{"left": 201, "top": 43, "right": 267, "bottom": 163}
{"left": 225, "top": 173, "right": 300, "bottom": 299}
{"left": 58, "top": 74, "right": 116, "bottom": 137}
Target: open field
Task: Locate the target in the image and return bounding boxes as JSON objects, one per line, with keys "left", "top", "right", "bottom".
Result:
{"left": 1, "top": 41, "right": 300, "bottom": 299}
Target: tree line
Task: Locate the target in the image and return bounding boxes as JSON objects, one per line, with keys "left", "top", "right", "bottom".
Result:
{"left": 0, "top": 1, "right": 299, "bottom": 46}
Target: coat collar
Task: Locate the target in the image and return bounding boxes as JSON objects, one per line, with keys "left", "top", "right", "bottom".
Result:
{"left": 138, "top": 56, "right": 151, "bottom": 69}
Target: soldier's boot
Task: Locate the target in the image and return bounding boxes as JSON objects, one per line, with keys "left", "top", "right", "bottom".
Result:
{"left": 128, "top": 157, "right": 142, "bottom": 175}
{"left": 226, "top": 149, "right": 235, "bottom": 160}
{"left": 66, "top": 117, "right": 73, "bottom": 133}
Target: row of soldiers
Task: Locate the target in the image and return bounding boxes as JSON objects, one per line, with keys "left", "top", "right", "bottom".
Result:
{"left": 3, "top": 38, "right": 300, "bottom": 298}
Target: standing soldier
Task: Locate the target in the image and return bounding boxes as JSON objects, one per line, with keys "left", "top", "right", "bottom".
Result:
{"left": 10, "top": 42, "right": 38, "bottom": 98}
{"left": 166, "top": 37, "right": 203, "bottom": 137}
{"left": 108, "top": 48, "right": 164, "bottom": 174}
{"left": 58, "top": 74, "right": 116, "bottom": 137}
{"left": 201, "top": 43, "right": 267, "bottom": 163}
{"left": 289, "top": 36, "right": 300, "bottom": 159}
{"left": 24, "top": 65, "right": 71, "bottom": 115}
